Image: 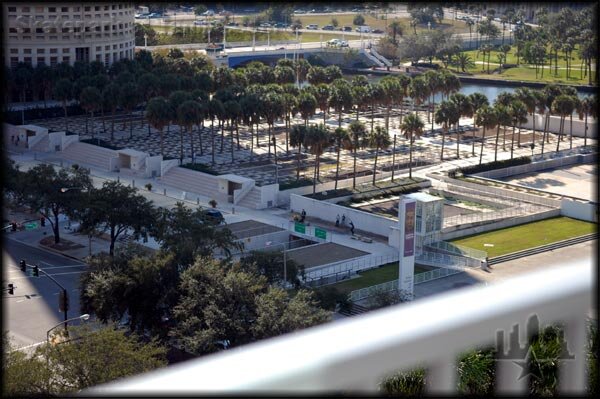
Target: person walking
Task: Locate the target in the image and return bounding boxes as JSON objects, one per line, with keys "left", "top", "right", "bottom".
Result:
{"left": 300, "top": 209, "right": 306, "bottom": 223}
{"left": 349, "top": 220, "right": 355, "bottom": 236}
{"left": 335, "top": 214, "right": 340, "bottom": 227}
{"left": 341, "top": 214, "right": 346, "bottom": 226}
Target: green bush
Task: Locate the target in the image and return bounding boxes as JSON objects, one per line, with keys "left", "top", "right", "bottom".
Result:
{"left": 279, "top": 179, "right": 313, "bottom": 190}
{"left": 180, "top": 163, "right": 220, "bottom": 176}
{"left": 80, "top": 138, "right": 122, "bottom": 151}
{"left": 448, "top": 156, "right": 531, "bottom": 178}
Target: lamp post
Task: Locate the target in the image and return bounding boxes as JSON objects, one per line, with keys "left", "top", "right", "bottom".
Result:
{"left": 60, "top": 187, "right": 92, "bottom": 255}
{"left": 265, "top": 241, "right": 287, "bottom": 286}
{"left": 46, "top": 314, "right": 90, "bottom": 344}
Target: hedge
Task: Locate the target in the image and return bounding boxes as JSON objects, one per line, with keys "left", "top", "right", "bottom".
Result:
{"left": 181, "top": 163, "right": 220, "bottom": 176}
{"left": 80, "top": 138, "right": 123, "bottom": 151}
{"left": 448, "top": 156, "right": 531, "bottom": 178}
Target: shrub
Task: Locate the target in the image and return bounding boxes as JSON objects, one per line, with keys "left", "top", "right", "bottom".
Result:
{"left": 80, "top": 138, "right": 122, "bottom": 151}
{"left": 145, "top": 183, "right": 152, "bottom": 191}
{"left": 181, "top": 163, "right": 220, "bottom": 176}
{"left": 448, "top": 156, "right": 531, "bottom": 178}
{"left": 279, "top": 179, "right": 313, "bottom": 191}
{"left": 208, "top": 199, "right": 217, "bottom": 208}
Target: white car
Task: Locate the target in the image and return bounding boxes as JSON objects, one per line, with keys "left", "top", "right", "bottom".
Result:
{"left": 339, "top": 40, "right": 349, "bottom": 47}
{"left": 202, "top": 10, "right": 214, "bottom": 16}
{"left": 327, "top": 38, "right": 341, "bottom": 46}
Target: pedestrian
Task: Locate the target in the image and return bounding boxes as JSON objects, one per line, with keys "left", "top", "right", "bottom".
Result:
{"left": 341, "top": 214, "right": 346, "bottom": 226}
{"left": 335, "top": 214, "right": 340, "bottom": 227}
{"left": 15, "top": 136, "right": 20, "bottom": 145}
{"left": 300, "top": 209, "right": 306, "bottom": 223}
{"left": 349, "top": 220, "right": 355, "bottom": 236}
{"left": 11, "top": 135, "right": 14, "bottom": 143}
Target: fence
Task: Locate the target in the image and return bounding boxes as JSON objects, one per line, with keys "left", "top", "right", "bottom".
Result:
{"left": 425, "top": 240, "right": 488, "bottom": 260}
{"left": 349, "top": 267, "right": 464, "bottom": 302}
{"left": 303, "top": 253, "right": 399, "bottom": 287}
{"left": 415, "top": 251, "right": 482, "bottom": 269}
{"left": 442, "top": 203, "right": 546, "bottom": 228}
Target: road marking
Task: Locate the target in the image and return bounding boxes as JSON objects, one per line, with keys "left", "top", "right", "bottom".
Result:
{"left": 9, "top": 271, "right": 87, "bottom": 280}
{"left": 11, "top": 341, "right": 46, "bottom": 352}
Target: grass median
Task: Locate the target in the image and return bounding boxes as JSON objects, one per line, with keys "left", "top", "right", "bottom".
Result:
{"left": 450, "top": 216, "right": 597, "bottom": 258}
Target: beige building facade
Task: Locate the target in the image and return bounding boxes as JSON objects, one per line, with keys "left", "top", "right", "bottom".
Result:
{"left": 3, "top": 2, "right": 135, "bottom": 68}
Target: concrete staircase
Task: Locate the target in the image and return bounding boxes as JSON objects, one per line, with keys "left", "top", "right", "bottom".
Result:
{"left": 158, "top": 166, "right": 225, "bottom": 202}
{"left": 59, "top": 142, "right": 116, "bottom": 171}
{"left": 31, "top": 135, "right": 49, "bottom": 152}
{"left": 237, "top": 186, "right": 261, "bottom": 209}
{"left": 338, "top": 303, "right": 370, "bottom": 317}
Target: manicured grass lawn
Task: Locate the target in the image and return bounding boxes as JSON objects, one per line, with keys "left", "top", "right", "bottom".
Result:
{"left": 450, "top": 216, "right": 597, "bottom": 258}
{"left": 297, "top": 15, "right": 469, "bottom": 34}
{"left": 327, "top": 261, "right": 429, "bottom": 294}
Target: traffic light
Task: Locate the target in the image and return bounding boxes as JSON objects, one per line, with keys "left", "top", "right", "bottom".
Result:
{"left": 7, "top": 284, "right": 14, "bottom": 295}
{"left": 20, "top": 260, "right": 26, "bottom": 272}
{"left": 59, "top": 290, "right": 69, "bottom": 313}
{"left": 32, "top": 265, "right": 39, "bottom": 277}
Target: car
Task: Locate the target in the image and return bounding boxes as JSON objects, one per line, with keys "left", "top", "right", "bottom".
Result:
{"left": 148, "top": 13, "right": 162, "bottom": 18}
{"left": 339, "top": 40, "right": 349, "bottom": 47}
{"left": 372, "top": 29, "right": 384, "bottom": 34}
{"left": 294, "top": 9, "right": 306, "bottom": 14}
{"left": 307, "top": 9, "right": 316, "bottom": 13}
{"left": 343, "top": 26, "right": 352, "bottom": 32}
{"left": 194, "top": 20, "right": 207, "bottom": 25}
{"left": 227, "top": 22, "right": 239, "bottom": 26}
{"left": 306, "top": 24, "right": 319, "bottom": 30}
{"left": 202, "top": 10, "right": 214, "bottom": 16}
{"left": 327, "top": 38, "right": 341, "bottom": 46}
{"left": 273, "top": 22, "right": 287, "bottom": 28}
{"left": 322, "top": 25, "right": 334, "bottom": 30}
{"left": 355, "top": 26, "right": 371, "bottom": 33}
{"left": 203, "top": 209, "right": 225, "bottom": 225}
{"left": 260, "top": 23, "right": 271, "bottom": 28}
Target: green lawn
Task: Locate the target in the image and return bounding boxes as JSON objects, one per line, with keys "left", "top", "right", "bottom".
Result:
{"left": 450, "top": 216, "right": 597, "bottom": 258}
{"left": 326, "top": 261, "right": 429, "bottom": 294}
{"left": 456, "top": 44, "right": 597, "bottom": 84}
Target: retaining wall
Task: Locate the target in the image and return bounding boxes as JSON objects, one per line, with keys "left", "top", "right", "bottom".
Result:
{"left": 474, "top": 153, "right": 597, "bottom": 179}
{"left": 561, "top": 199, "right": 599, "bottom": 223}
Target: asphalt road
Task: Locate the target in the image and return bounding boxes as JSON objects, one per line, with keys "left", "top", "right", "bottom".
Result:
{"left": 3, "top": 237, "right": 88, "bottom": 349}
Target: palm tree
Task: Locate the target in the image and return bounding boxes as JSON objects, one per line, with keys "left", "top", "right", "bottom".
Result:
{"left": 146, "top": 97, "right": 170, "bottom": 156}
{"left": 440, "top": 70, "right": 461, "bottom": 102}
{"left": 118, "top": 83, "right": 139, "bottom": 139}
{"left": 551, "top": 95, "right": 576, "bottom": 153}
{"left": 408, "top": 76, "right": 428, "bottom": 116}
{"left": 177, "top": 100, "right": 201, "bottom": 163}
{"left": 348, "top": 120, "right": 367, "bottom": 189}
{"left": 400, "top": 113, "right": 425, "bottom": 179}
{"left": 367, "top": 126, "right": 392, "bottom": 185}
{"left": 331, "top": 127, "right": 351, "bottom": 190}
{"left": 465, "top": 19, "right": 475, "bottom": 49}
{"left": 508, "top": 100, "right": 528, "bottom": 159}
{"left": 493, "top": 104, "right": 511, "bottom": 161}
{"left": 282, "top": 93, "right": 298, "bottom": 154}
{"left": 455, "top": 53, "right": 476, "bottom": 72}
{"left": 423, "top": 70, "right": 442, "bottom": 128}
{"left": 435, "top": 100, "right": 459, "bottom": 161}
{"left": 388, "top": 20, "right": 403, "bottom": 44}
{"left": 540, "top": 84, "right": 563, "bottom": 154}
{"left": 474, "top": 105, "right": 498, "bottom": 165}
{"left": 396, "top": 74, "right": 411, "bottom": 125}
{"left": 305, "top": 124, "right": 329, "bottom": 194}
{"left": 449, "top": 93, "right": 473, "bottom": 159}
{"left": 290, "top": 124, "right": 308, "bottom": 181}
{"left": 298, "top": 92, "right": 317, "bottom": 127}
{"left": 578, "top": 95, "right": 597, "bottom": 148}
{"left": 79, "top": 86, "right": 102, "bottom": 141}
{"left": 380, "top": 76, "right": 402, "bottom": 132}
{"left": 208, "top": 99, "right": 224, "bottom": 165}
{"left": 329, "top": 81, "right": 354, "bottom": 129}
{"left": 137, "top": 72, "right": 159, "bottom": 130}
{"left": 263, "top": 91, "right": 285, "bottom": 159}
{"left": 313, "top": 83, "right": 330, "bottom": 125}
{"left": 366, "top": 83, "right": 383, "bottom": 133}
{"left": 102, "top": 83, "right": 120, "bottom": 141}
{"left": 468, "top": 92, "right": 489, "bottom": 155}
{"left": 53, "top": 79, "right": 73, "bottom": 133}
{"left": 494, "top": 92, "right": 515, "bottom": 151}
{"left": 515, "top": 87, "right": 537, "bottom": 147}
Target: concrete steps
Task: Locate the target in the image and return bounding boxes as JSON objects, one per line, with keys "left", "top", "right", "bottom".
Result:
{"left": 158, "top": 166, "right": 225, "bottom": 202}
{"left": 31, "top": 135, "right": 49, "bottom": 152}
{"left": 488, "top": 233, "right": 598, "bottom": 266}
{"left": 338, "top": 303, "right": 370, "bottom": 317}
{"left": 59, "top": 142, "right": 116, "bottom": 171}
{"left": 237, "top": 186, "right": 261, "bottom": 209}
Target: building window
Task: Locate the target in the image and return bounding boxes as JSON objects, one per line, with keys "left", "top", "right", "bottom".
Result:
{"left": 84, "top": 6, "right": 90, "bottom": 11}
{"left": 37, "top": 57, "right": 45, "bottom": 65}
{"left": 36, "top": 28, "right": 44, "bottom": 33}
{"left": 49, "top": 36, "right": 57, "bottom": 40}
{"left": 63, "top": 56, "right": 70, "bottom": 63}
{"left": 22, "top": 6, "right": 30, "bottom": 12}
{"left": 8, "top": 6, "right": 16, "bottom": 12}
{"left": 63, "top": 48, "right": 70, "bottom": 53}
{"left": 35, "top": 6, "right": 43, "bottom": 12}
{"left": 105, "top": 45, "right": 110, "bottom": 50}
{"left": 24, "top": 57, "right": 32, "bottom": 65}
{"left": 36, "top": 35, "right": 45, "bottom": 40}
{"left": 96, "top": 46, "right": 101, "bottom": 51}
{"left": 22, "top": 36, "right": 31, "bottom": 40}
{"left": 113, "top": 44, "right": 117, "bottom": 49}
{"left": 74, "top": 6, "right": 80, "bottom": 12}
{"left": 9, "top": 28, "right": 17, "bottom": 33}
{"left": 24, "top": 49, "right": 32, "bottom": 54}
{"left": 10, "top": 48, "right": 18, "bottom": 54}
{"left": 62, "top": 35, "right": 69, "bottom": 39}
{"left": 23, "top": 28, "right": 31, "bottom": 33}
{"left": 96, "top": 54, "right": 102, "bottom": 61}
{"left": 50, "top": 57, "right": 58, "bottom": 66}
{"left": 10, "top": 57, "right": 19, "bottom": 68}
{"left": 48, "top": 7, "right": 56, "bottom": 12}
{"left": 50, "top": 48, "right": 58, "bottom": 53}
{"left": 37, "top": 49, "right": 45, "bottom": 54}
{"left": 94, "top": 6, "right": 100, "bottom": 11}
{"left": 61, "top": 7, "right": 69, "bottom": 12}
{"left": 62, "top": 27, "right": 69, "bottom": 33}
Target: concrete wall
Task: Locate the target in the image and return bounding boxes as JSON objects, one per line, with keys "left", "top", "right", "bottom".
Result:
{"left": 160, "top": 159, "right": 179, "bottom": 176}
{"left": 561, "top": 198, "right": 599, "bottom": 223}
{"left": 441, "top": 209, "right": 561, "bottom": 240}
{"left": 62, "top": 134, "right": 79, "bottom": 150}
{"left": 236, "top": 230, "right": 291, "bottom": 253}
{"left": 145, "top": 155, "right": 162, "bottom": 178}
{"left": 259, "top": 184, "right": 280, "bottom": 209}
{"left": 290, "top": 194, "right": 397, "bottom": 238}
{"left": 474, "top": 153, "right": 597, "bottom": 180}
{"left": 522, "top": 114, "right": 597, "bottom": 139}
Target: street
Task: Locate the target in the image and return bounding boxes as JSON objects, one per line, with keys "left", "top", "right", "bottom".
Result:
{"left": 3, "top": 237, "right": 87, "bottom": 349}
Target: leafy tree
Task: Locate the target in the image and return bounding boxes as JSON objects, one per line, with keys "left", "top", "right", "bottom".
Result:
{"left": 151, "top": 202, "right": 240, "bottom": 267}
{"left": 353, "top": 14, "right": 365, "bottom": 26}
{"left": 118, "top": 82, "right": 140, "bottom": 139}
{"left": 170, "top": 257, "right": 329, "bottom": 355}
{"left": 53, "top": 79, "right": 73, "bottom": 132}
{"left": 20, "top": 164, "right": 93, "bottom": 244}
{"left": 79, "top": 181, "right": 156, "bottom": 256}
{"left": 3, "top": 325, "right": 167, "bottom": 396}
{"left": 79, "top": 86, "right": 102, "bottom": 139}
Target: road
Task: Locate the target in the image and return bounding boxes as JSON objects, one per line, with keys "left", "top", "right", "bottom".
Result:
{"left": 3, "top": 237, "right": 87, "bottom": 350}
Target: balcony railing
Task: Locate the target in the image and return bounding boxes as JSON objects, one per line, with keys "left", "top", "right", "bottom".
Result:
{"left": 87, "top": 260, "right": 592, "bottom": 395}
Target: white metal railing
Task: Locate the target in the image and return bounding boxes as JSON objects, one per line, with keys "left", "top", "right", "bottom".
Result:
{"left": 370, "top": 46, "right": 392, "bottom": 67}
{"left": 349, "top": 267, "right": 464, "bottom": 302}
{"left": 425, "top": 240, "right": 488, "bottom": 260}
{"left": 415, "top": 251, "right": 482, "bottom": 269}
{"left": 303, "top": 253, "right": 400, "bottom": 285}
{"left": 88, "top": 261, "right": 592, "bottom": 394}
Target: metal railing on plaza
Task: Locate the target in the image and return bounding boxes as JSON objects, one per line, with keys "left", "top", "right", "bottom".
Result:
{"left": 415, "top": 251, "right": 482, "bottom": 269}
{"left": 425, "top": 240, "right": 488, "bottom": 260}
{"left": 442, "top": 203, "right": 547, "bottom": 228}
{"left": 88, "top": 262, "right": 592, "bottom": 395}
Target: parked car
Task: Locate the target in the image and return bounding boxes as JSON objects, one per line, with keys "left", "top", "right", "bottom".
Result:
{"left": 306, "top": 24, "right": 319, "bottom": 30}
{"left": 227, "top": 22, "right": 239, "bottom": 26}
{"left": 294, "top": 9, "right": 306, "bottom": 14}
{"left": 339, "top": 40, "right": 349, "bottom": 47}
{"left": 372, "top": 28, "right": 384, "bottom": 34}
{"left": 343, "top": 26, "right": 352, "bottom": 32}
{"left": 322, "top": 25, "right": 334, "bottom": 30}
{"left": 203, "top": 209, "right": 225, "bottom": 225}
{"left": 148, "top": 13, "right": 162, "bottom": 18}
{"left": 273, "top": 22, "right": 288, "bottom": 28}
{"left": 327, "top": 38, "right": 341, "bottom": 46}
{"left": 355, "top": 25, "right": 371, "bottom": 33}
{"left": 260, "top": 22, "right": 271, "bottom": 28}
{"left": 202, "top": 10, "right": 214, "bottom": 16}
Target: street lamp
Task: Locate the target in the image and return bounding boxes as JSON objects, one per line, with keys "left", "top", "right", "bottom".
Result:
{"left": 46, "top": 314, "right": 90, "bottom": 344}
{"left": 265, "top": 241, "right": 287, "bottom": 286}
